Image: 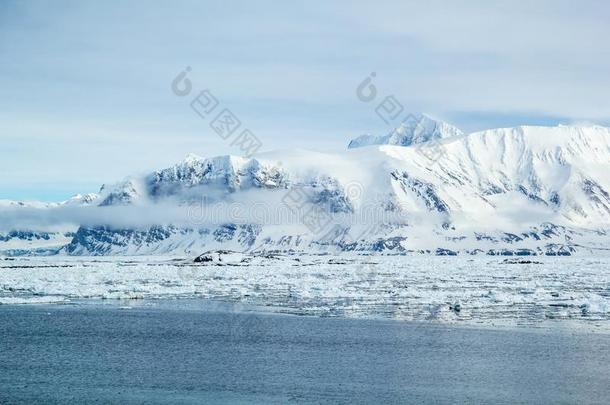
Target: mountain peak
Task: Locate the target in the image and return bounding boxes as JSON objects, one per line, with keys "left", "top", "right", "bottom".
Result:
{"left": 62, "top": 193, "right": 99, "bottom": 206}
{"left": 348, "top": 113, "right": 463, "bottom": 149}
{"left": 183, "top": 153, "right": 203, "bottom": 164}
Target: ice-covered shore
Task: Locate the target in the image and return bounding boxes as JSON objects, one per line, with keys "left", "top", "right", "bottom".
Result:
{"left": 1, "top": 254, "right": 609, "bottom": 330}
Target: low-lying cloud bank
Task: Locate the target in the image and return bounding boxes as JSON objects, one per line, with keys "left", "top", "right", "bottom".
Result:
{"left": 0, "top": 197, "right": 558, "bottom": 236}
{"left": 0, "top": 200, "right": 412, "bottom": 233}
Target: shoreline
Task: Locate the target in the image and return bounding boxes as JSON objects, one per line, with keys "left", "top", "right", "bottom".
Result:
{"left": 2, "top": 296, "right": 609, "bottom": 335}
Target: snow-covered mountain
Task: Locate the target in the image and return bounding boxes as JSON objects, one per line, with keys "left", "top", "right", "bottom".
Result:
{"left": 0, "top": 193, "right": 99, "bottom": 209}
{"left": 348, "top": 113, "right": 464, "bottom": 149}
{"left": 0, "top": 194, "right": 98, "bottom": 255}
{"left": 3, "top": 119, "right": 610, "bottom": 256}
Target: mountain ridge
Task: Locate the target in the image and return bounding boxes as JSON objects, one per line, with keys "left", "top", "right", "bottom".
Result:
{"left": 2, "top": 119, "right": 610, "bottom": 256}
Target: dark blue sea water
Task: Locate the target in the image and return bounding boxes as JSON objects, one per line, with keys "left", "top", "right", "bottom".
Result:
{"left": 0, "top": 301, "right": 608, "bottom": 404}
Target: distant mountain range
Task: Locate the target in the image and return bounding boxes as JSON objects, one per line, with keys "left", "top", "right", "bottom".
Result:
{"left": 2, "top": 115, "right": 610, "bottom": 256}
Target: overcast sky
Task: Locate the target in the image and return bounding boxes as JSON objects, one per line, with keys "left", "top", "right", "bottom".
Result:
{"left": 1, "top": 0, "right": 610, "bottom": 201}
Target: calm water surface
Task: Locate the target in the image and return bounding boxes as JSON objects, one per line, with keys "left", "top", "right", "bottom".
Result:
{"left": 0, "top": 301, "right": 608, "bottom": 404}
